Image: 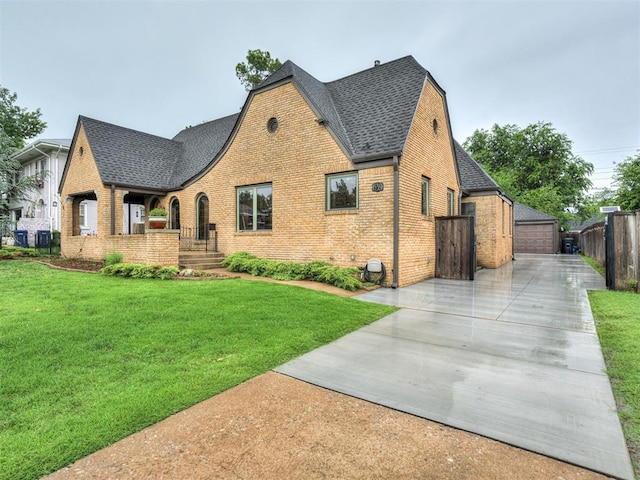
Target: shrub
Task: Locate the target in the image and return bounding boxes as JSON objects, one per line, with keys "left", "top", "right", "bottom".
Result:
{"left": 221, "top": 251, "right": 257, "bottom": 272}
{"left": 104, "top": 252, "right": 124, "bottom": 266}
{"left": 101, "top": 263, "right": 179, "bottom": 280}
{"left": 0, "top": 246, "right": 40, "bottom": 258}
{"left": 221, "top": 252, "right": 362, "bottom": 291}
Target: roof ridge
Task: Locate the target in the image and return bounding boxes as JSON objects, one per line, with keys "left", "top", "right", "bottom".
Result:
{"left": 79, "top": 115, "right": 176, "bottom": 143}
{"left": 327, "top": 55, "right": 423, "bottom": 85}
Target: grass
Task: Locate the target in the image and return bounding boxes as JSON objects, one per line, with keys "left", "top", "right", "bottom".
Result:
{"left": 583, "top": 254, "right": 640, "bottom": 475}
{"left": 0, "top": 261, "right": 397, "bottom": 480}
{"left": 589, "top": 289, "right": 640, "bottom": 475}
{"left": 580, "top": 253, "right": 605, "bottom": 277}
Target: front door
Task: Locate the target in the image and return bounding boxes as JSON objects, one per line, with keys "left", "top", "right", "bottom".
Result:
{"left": 196, "top": 194, "right": 209, "bottom": 240}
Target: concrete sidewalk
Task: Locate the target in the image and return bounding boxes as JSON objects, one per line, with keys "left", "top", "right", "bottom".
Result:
{"left": 276, "top": 254, "right": 634, "bottom": 479}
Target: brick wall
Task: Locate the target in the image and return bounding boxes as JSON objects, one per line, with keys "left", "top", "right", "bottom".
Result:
{"left": 167, "top": 83, "right": 395, "bottom": 275}
{"left": 462, "top": 194, "right": 513, "bottom": 269}
{"left": 397, "top": 79, "right": 460, "bottom": 286}
{"left": 62, "top": 230, "right": 179, "bottom": 265}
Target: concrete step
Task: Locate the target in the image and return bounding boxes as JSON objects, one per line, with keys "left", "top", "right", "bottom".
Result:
{"left": 179, "top": 251, "right": 226, "bottom": 270}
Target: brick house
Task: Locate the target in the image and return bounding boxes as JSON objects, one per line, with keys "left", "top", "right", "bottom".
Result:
{"left": 455, "top": 141, "right": 513, "bottom": 268}
{"left": 59, "top": 56, "right": 510, "bottom": 287}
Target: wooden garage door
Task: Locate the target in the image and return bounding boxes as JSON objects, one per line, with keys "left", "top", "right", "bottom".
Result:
{"left": 514, "top": 223, "right": 556, "bottom": 254}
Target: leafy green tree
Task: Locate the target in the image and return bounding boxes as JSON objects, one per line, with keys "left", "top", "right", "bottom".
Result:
{"left": 235, "top": 49, "right": 282, "bottom": 91}
{"left": 612, "top": 151, "right": 640, "bottom": 211}
{"left": 1, "top": 86, "right": 46, "bottom": 149}
{"left": 582, "top": 187, "right": 616, "bottom": 218}
{"left": 463, "top": 122, "right": 594, "bottom": 227}
{"left": 0, "top": 85, "right": 47, "bottom": 235}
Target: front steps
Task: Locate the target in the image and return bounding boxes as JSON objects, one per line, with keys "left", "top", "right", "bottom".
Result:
{"left": 179, "top": 251, "right": 226, "bottom": 270}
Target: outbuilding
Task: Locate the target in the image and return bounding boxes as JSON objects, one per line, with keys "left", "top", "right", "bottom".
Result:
{"left": 513, "top": 202, "right": 559, "bottom": 254}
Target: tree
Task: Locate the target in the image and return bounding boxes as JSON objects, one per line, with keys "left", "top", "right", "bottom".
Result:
{"left": 0, "top": 85, "right": 47, "bottom": 236}
{"left": 612, "top": 151, "right": 640, "bottom": 211}
{"left": 463, "top": 122, "right": 594, "bottom": 227}
{"left": 235, "top": 49, "right": 282, "bottom": 91}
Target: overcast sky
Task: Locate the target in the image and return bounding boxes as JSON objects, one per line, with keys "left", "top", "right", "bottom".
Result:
{"left": 1, "top": 0, "right": 638, "bottom": 192}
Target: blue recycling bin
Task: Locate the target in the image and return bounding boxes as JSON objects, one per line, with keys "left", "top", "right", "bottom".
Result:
{"left": 14, "top": 230, "right": 28, "bottom": 248}
{"left": 36, "top": 230, "right": 51, "bottom": 248}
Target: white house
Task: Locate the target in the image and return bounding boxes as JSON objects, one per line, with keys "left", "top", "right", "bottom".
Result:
{"left": 6, "top": 139, "right": 71, "bottom": 243}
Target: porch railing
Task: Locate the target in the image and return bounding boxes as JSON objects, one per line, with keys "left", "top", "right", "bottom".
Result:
{"left": 179, "top": 224, "right": 217, "bottom": 252}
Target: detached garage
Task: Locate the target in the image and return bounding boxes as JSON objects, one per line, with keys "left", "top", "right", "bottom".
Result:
{"left": 514, "top": 202, "right": 559, "bottom": 254}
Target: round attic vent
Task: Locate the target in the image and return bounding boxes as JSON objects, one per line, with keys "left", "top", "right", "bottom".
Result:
{"left": 267, "top": 117, "right": 279, "bottom": 133}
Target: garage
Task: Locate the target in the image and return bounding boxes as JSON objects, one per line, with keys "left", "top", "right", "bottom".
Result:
{"left": 514, "top": 202, "right": 559, "bottom": 254}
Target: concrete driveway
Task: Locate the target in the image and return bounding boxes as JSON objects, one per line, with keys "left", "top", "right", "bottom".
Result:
{"left": 276, "top": 254, "right": 634, "bottom": 480}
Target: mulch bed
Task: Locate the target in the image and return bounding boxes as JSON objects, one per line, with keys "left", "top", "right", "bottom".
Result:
{"left": 43, "top": 257, "right": 106, "bottom": 272}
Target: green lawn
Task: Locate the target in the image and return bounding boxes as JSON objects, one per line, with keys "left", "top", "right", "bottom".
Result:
{"left": 587, "top": 267, "right": 640, "bottom": 476}
{"left": 0, "top": 261, "right": 397, "bottom": 480}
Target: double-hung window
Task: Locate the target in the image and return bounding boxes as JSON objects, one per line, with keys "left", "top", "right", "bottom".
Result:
{"left": 326, "top": 172, "right": 358, "bottom": 210}
{"left": 237, "top": 183, "right": 272, "bottom": 231}
{"left": 421, "top": 176, "right": 430, "bottom": 216}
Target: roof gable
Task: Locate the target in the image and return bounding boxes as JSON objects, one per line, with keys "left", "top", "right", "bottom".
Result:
{"left": 454, "top": 140, "right": 501, "bottom": 192}
{"left": 80, "top": 116, "right": 182, "bottom": 191}
{"left": 326, "top": 56, "right": 427, "bottom": 159}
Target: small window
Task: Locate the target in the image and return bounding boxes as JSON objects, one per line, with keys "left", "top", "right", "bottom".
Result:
{"left": 421, "top": 176, "right": 430, "bottom": 216}
{"left": 447, "top": 189, "right": 455, "bottom": 216}
{"left": 237, "top": 183, "right": 272, "bottom": 231}
{"left": 267, "top": 117, "right": 279, "bottom": 133}
{"left": 327, "top": 172, "right": 358, "bottom": 210}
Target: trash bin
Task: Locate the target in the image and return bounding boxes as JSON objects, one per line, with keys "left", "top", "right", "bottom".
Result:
{"left": 14, "top": 230, "right": 28, "bottom": 248}
{"left": 36, "top": 230, "right": 51, "bottom": 248}
{"left": 562, "top": 238, "right": 573, "bottom": 254}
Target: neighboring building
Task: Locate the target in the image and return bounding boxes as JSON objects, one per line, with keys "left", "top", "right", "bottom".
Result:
{"left": 5, "top": 139, "right": 70, "bottom": 243}
{"left": 514, "top": 201, "right": 559, "bottom": 254}
{"left": 455, "top": 141, "right": 513, "bottom": 268}
{"left": 59, "top": 56, "right": 508, "bottom": 287}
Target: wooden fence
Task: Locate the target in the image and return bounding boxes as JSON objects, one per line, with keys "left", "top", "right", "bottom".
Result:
{"left": 579, "top": 211, "right": 639, "bottom": 291}
{"left": 436, "top": 216, "right": 475, "bottom": 280}
{"left": 579, "top": 222, "right": 605, "bottom": 266}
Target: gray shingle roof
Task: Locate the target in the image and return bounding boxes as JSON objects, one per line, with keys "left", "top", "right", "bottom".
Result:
{"left": 170, "top": 114, "right": 239, "bottom": 186}
{"left": 327, "top": 56, "right": 427, "bottom": 159}
{"left": 454, "top": 140, "right": 501, "bottom": 192}
{"left": 80, "top": 116, "right": 182, "bottom": 190}
{"left": 72, "top": 56, "right": 439, "bottom": 191}
{"left": 514, "top": 201, "right": 558, "bottom": 222}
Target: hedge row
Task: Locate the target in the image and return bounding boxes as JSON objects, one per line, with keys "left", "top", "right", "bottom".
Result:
{"left": 221, "top": 252, "right": 363, "bottom": 291}
{"left": 101, "top": 263, "right": 179, "bottom": 280}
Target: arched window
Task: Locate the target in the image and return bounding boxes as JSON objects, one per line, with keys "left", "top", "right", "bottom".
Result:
{"left": 196, "top": 194, "right": 209, "bottom": 240}
{"left": 169, "top": 197, "right": 180, "bottom": 230}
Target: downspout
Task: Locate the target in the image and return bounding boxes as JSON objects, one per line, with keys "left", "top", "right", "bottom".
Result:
{"left": 392, "top": 155, "right": 399, "bottom": 288}
{"left": 110, "top": 185, "right": 116, "bottom": 235}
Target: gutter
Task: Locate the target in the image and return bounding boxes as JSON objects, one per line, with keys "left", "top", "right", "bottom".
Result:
{"left": 392, "top": 155, "right": 399, "bottom": 288}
